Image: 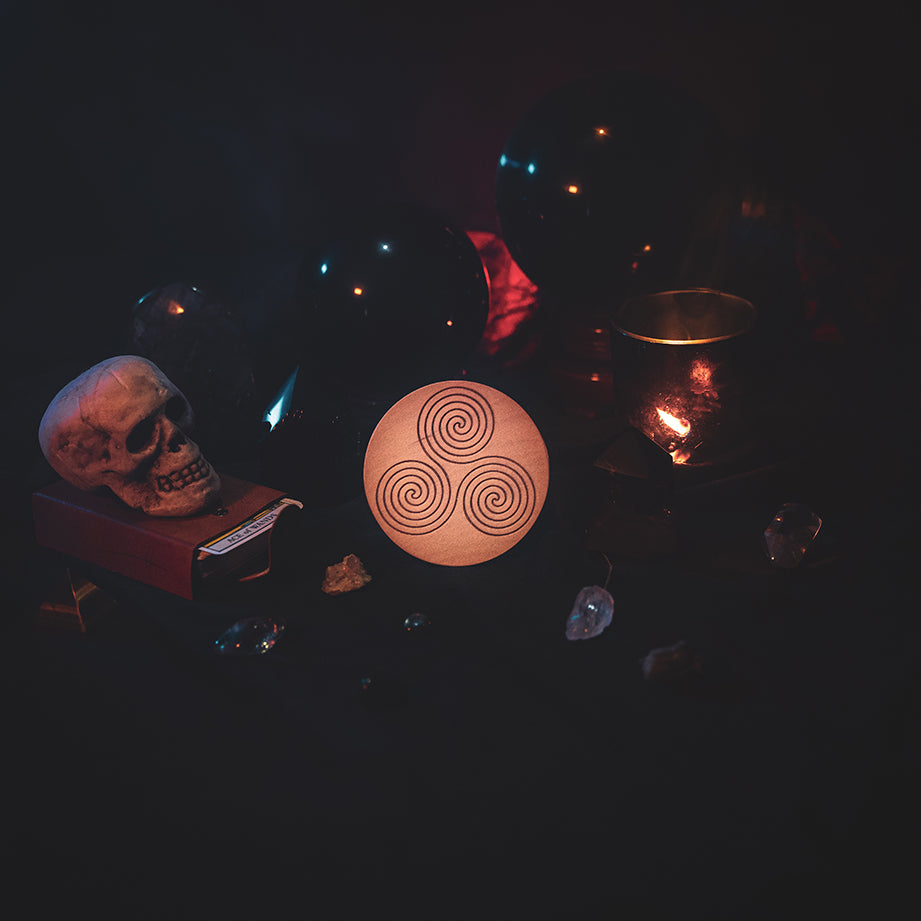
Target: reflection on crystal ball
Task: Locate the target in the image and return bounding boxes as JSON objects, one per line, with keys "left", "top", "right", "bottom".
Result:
{"left": 404, "top": 612, "right": 429, "bottom": 632}
{"left": 495, "top": 71, "right": 725, "bottom": 299}
{"left": 296, "top": 204, "right": 490, "bottom": 400}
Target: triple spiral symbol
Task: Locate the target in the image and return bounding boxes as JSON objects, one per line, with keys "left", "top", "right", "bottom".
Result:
{"left": 375, "top": 386, "right": 537, "bottom": 537}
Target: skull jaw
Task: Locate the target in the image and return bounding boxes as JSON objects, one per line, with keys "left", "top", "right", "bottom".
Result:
{"left": 111, "top": 465, "right": 223, "bottom": 517}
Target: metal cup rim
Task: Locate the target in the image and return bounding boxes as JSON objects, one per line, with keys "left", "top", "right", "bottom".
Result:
{"left": 611, "top": 288, "right": 756, "bottom": 345}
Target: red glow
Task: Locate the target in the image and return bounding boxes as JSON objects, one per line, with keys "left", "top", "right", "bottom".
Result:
{"left": 446, "top": 319, "right": 454, "bottom": 327}
{"left": 566, "top": 184, "right": 580, "bottom": 194}
{"left": 466, "top": 231, "right": 539, "bottom": 363}
{"left": 740, "top": 199, "right": 766, "bottom": 219}
{"left": 811, "top": 320, "right": 845, "bottom": 343}
{"left": 167, "top": 301, "right": 185, "bottom": 315}
{"left": 642, "top": 244, "right": 651, "bottom": 252}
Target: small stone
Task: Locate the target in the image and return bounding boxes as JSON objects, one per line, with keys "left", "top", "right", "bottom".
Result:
{"left": 762, "top": 503, "right": 822, "bottom": 568}
{"left": 640, "top": 641, "right": 702, "bottom": 682}
{"left": 404, "top": 613, "right": 429, "bottom": 632}
{"left": 565, "top": 585, "right": 614, "bottom": 640}
{"left": 321, "top": 553, "right": 372, "bottom": 594}
{"left": 214, "top": 616, "right": 285, "bottom": 656}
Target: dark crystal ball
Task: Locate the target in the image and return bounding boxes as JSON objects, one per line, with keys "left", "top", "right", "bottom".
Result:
{"left": 259, "top": 369, "right": 365, "bottom": 508}
{"left": 495, "top": 71, "right": 726, "bottom": 300}
{"left": 130, "top": 281, "right": 262, "bottom": 460}
{"left": 296, "top": 203, "right": 489, "bottom": 402}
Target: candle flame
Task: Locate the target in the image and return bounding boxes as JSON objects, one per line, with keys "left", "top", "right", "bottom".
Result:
{"left": 167, "top": 300, "right": 185, "bottom": 315}
{"left": 656, "top": 407, "right": 691, "bottom": 437}
{"left": 670, "top": 448, "right": 693, "bottom": 465}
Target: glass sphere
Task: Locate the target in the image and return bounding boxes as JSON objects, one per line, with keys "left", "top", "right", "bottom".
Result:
{"left": 130, "top": 281, "right": 262, "bottom": 459}
{"left": 296, "top": 204, "right": 490, "bottom": 401}
{"left": 495, "top": 71, "right": 726, "bottom": 301}
{"left": 259, "top": 366, "right": 365, "bottom": 507}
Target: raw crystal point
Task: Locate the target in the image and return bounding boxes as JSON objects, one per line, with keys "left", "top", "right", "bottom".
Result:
{"left": 565, "top": 585, "right": 614, "bottom": 640}
{"left": 321, "top": 553, "right": 372, "bottom": 594}
{"left": 762, "top": 502, "right": 822, "bottom": 568}
{"left": 214, "top": 616, "right": 285, "bottom": 656}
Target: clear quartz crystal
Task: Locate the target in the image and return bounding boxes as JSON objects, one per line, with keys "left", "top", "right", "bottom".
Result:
{"left": 762, "top": 503, "right": 822, "bottom": 568}
{"left": 214, "top": 616, "right": 286, "bottom": 656}
{"left": 565, "top": 585, "right": 614, "bottom": 640}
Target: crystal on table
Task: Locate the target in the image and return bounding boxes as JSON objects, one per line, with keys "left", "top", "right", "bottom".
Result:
{"left": 321, "top": 553, "right": 372, "bottom": 595}
{"left": 762, "top": 502, "right": 822, "bottom": 568}
{"left": 214, "top": 616, "right": 286, "bottom": 656}
{"left": 565, "top": 585, "right": 614, "bottom": 640}
{"left": 640, "top": 640, "right": 702, "bottom": 681}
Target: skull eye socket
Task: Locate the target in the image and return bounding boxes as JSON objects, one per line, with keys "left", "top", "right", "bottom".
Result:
{"left": 165, "top": 395, "right": 188, "bottom": 422}
{"left": 126, "top": 416, "right": 156, "bottom": 454}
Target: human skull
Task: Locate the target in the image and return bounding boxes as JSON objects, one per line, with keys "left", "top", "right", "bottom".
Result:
{"left": 39, "top": 356, "right": 222, "bottom": 517}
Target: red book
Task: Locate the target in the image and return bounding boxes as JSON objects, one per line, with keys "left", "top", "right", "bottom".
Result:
{"left": 32, "top": 475, "right": 301, "bottom": 600}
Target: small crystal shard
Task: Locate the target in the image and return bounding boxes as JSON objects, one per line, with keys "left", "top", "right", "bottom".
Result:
{"left": 565, "top": 585, "right": 614, "bottom": 640}
{"left": 321, "top": 553, "right": 372, "bottom": 594}
{"left": 404, "top": 613, "right": 429, "bottom": 632}
{"left": 762, "top": 503, "right": 822, "bottom": 568}
{"left": 640, "top": 641, "right": 702, "bottom": 681}
{"left": 214, "top": 616, "right": 285, "bottom": 656}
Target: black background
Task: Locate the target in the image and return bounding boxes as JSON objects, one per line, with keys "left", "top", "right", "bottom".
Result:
{"left": 3, "top": 0, "right": 918, "bottom": 383}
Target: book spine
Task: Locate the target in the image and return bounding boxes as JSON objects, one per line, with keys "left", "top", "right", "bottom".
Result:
{"left": 32, "top": 492, "right": 196, "bottom": 599}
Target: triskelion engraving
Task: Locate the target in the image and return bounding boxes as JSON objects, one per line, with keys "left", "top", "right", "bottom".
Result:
{"left": 374, "top": 386, "right": 537, "bottom": 537}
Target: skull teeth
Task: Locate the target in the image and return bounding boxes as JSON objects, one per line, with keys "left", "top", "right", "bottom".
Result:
{"left": 157, "top": 458, "right": 210, "bottom": 492}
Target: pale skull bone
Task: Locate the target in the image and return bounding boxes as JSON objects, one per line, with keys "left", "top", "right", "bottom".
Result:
{"left": 38, "top": 355, "right": 222, "bottom": 516}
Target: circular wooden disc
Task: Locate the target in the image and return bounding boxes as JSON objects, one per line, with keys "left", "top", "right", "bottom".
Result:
{"left": 363, "top": 381, "right": 549, "bottom": 566}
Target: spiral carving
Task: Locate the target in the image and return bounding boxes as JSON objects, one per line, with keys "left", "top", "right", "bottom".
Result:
{"left": 418, "top": 386, "right": 494, "bottom": 464}
{"left": 366, "top": 382, "right": 547, "bottom": 563}
{"left": 375, "top": 459, "right": 452, "bottom": 535}
{"left": 459, "top": 460, "right": 536, "bottom": 536}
